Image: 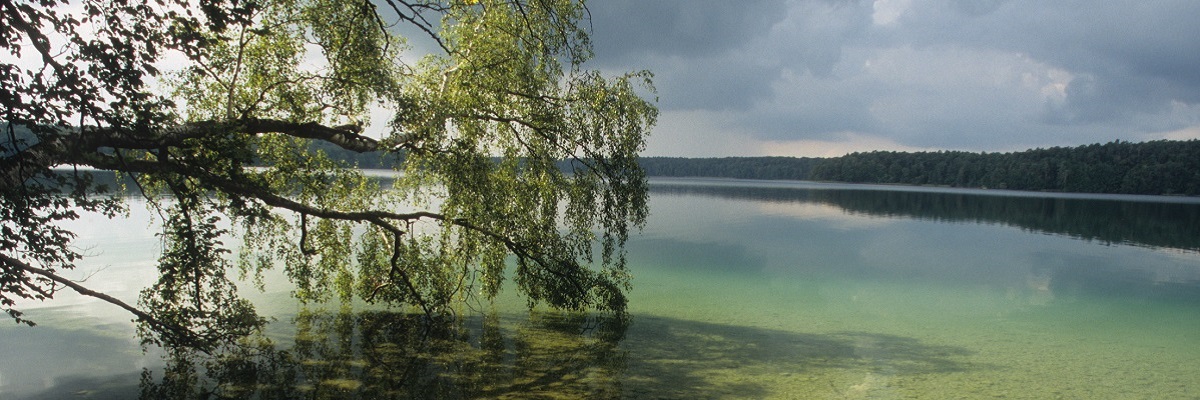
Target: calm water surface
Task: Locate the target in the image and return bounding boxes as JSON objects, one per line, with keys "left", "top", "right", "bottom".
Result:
{"left": 3, "top": 178, "right": 1200, "bottom": 398}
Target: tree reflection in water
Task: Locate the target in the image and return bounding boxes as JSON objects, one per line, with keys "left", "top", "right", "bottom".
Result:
{"left": 134, "top": 308, "right": 984, "bottom": 399}
{"left": 653, "top": 182, "right": 1200, "bottom": 253}
{"left": 139, "top": 309, "right": 628, "bottom": 399}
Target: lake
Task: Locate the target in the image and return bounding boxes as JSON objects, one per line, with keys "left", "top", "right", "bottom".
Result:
{"left": 3, "top": 177, "right": 1200, "bottom": 398}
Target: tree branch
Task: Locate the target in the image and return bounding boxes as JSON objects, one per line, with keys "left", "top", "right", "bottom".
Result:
{"left": 1, "top": 118, "right": 381, "bottom": 186}
{"left": 0, "top": 253, "right": 212, "bottom": 353}
{"left": 101, "top": 154, "right": 594, "bottom": 300}
{"left": 379, "top": 0, "right": 451, "bottom": 55}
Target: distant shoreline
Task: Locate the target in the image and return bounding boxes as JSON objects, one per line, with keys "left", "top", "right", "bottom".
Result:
{"left": 52, "top": 138, "right": 1200, "bottom": 198}
{"left": 646, "top": 176, "right": 1200, "bottom": 204}
{"left": 638, "top": 139, "right": 1200, "bottom": 197}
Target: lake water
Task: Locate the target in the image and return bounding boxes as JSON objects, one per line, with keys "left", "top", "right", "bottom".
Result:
{"left": 3, "top": 178, "right": 1200, "bottom": 398}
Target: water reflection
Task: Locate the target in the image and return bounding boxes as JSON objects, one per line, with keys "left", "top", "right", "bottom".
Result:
{"left": 622, "top": 317, "right": 981, "bottom": 399}
{"left": 126, "top": 309, "right": 981, "bottom": 399}
{"left": 0, "top": 325, "right": 154, "bottom": 400}
{"left": 653, "top": 179, "right": 1200, "bottom": 253}
{"left": 647, "top": 179, "right": 1200, "bottom": 308}
{"left": 139, "top": 310, "right": 628, "bottom": 399}
{"left": 631, "top": 237, "right": 768, "bottom": 273}
{"left": 10, "top": 177, "right": 1200, "bottom": 398}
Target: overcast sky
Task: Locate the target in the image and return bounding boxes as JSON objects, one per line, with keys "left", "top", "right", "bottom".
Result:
{"left": 583, "top": 0, "right": 1200, "bottom": 157}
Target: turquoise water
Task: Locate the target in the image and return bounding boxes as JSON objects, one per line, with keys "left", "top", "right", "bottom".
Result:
{"left": 619, "top": 180, "right": 1200, "bottom": 398}
{"left": 3, "top": 178, "right": 1200, "bottom": 398}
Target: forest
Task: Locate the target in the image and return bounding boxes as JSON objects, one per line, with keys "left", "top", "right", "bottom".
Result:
{"left": 640, "top": 140, "right": 1200, "bottom": 196}
{"left": 319, "top": 139, "right": 1200, "bottom": 196}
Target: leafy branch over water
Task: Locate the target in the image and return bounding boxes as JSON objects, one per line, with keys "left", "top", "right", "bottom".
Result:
{"left": 1, "top": 0, "right": 655, "bottom": 351}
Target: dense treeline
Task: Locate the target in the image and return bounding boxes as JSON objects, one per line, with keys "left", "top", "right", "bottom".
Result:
{"left": 636, "top": 140, "right": 1200, "bottom": 196}
{"left": 307, "top": 140, "right": 404, "bottom": 169}
{"left": 319, "top": 138, "right": 1200, "bottom": 196}
{"left": 639, "top": 157, "right": 822, "bottom": 181}
{"left": 810, "top": 140, "right": 1200, "bottom": 195}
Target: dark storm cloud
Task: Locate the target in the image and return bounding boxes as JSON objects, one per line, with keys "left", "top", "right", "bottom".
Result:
{"left": 590, "top": 0, "right": 874, "bottom": 112}
{"left": 588, "top": 0, "right": 793, "bottom": 111}
{"left": 584, "top": 0, "right": 1200, "bottom": 156}
{"left": 588, "top": 0, "right": 790, "bottom": 62}
{"left": 652, "top": 56, "right": 780, "bottom": 111}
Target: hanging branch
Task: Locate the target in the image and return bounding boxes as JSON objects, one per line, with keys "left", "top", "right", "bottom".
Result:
{"left": 0, "top": 254, "right": 216, "bottom": 353}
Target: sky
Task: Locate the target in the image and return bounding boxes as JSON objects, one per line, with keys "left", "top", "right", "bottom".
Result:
{"left": 583, "top": 0, "right": 1200, "bottom": 157}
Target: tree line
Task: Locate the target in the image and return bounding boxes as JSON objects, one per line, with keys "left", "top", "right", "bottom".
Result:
{"left": 637, "top": 140, "right": 1200, "bottom": 196}
{"left": 638, "top": 156, "right": 822, "bottom": 181}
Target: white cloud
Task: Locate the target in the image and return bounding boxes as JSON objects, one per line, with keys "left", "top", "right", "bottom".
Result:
{"left": 756, "top": 201, "right": 897, "bottom": 230}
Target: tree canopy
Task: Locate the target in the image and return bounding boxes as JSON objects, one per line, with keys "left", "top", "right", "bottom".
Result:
{"left": 808, "top": 140, "right": 1200, "bottom": 195}
{"left": 1, "top": 0, "right": 656, "bottom": 351}
{"left": 635, "top": 140, "right": 1200, "bottom": 196}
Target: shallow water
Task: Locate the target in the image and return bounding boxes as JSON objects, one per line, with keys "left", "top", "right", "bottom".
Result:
{"left": 620, "top": 179, "right": 1200, "bottom": 398}
{"left": 3, "top": 178, "right": 1200, "bottom": 398}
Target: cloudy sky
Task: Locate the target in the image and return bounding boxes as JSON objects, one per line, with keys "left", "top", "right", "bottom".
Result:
{"left": 583, "top": 0, "right": 1200, "bottom": 157}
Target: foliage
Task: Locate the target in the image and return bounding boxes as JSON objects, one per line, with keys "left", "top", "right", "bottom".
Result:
{"left": 139, "top": 309, "right": 628, "bottom": 399}
{"left": 1, "top": 0, "right": 655, "bottom": 351}
{"left": 809, "top": 140, "right": 1200, "bottom": 195}
{"left": 635, "top": 140, "right": 1200, "bottom": 196}
{"left": 639, "top": 156, "right": 821, "bottom": 181}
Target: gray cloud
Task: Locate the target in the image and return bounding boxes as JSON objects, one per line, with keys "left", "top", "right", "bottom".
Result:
{"left": 895, "top": 0, "right": 1200, "bottom": 125}
{"left": 588, "top": 0, "right": 793, "bottom": 111}
{"left": 584, "top": 0, "right": 1200, "bottom": 156}
{"left": 653, "top": 55, "right": 780, "bottom": 111}
{"left": 760, "top": 0, "right": 875, "bottom": 77}
{"left": 589, "top": 0, "right": 790, "bottom": 62}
